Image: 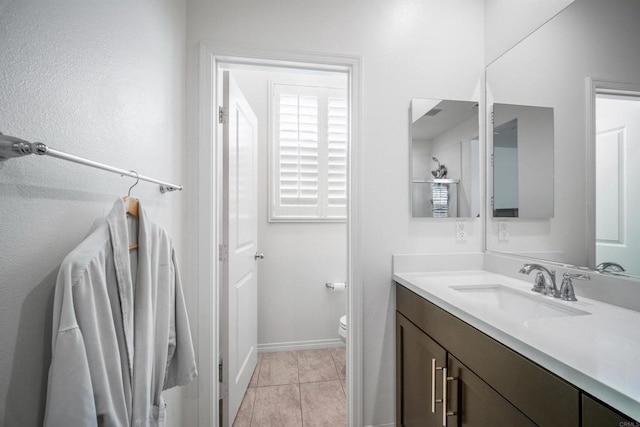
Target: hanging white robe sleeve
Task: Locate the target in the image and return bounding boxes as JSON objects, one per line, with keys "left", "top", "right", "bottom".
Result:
{"left": 163, "top": 248, "right": 197, "bottom": 389}
{"left": 44, "top": 268, "right": 98, "bottom": 427}
{"left": 44, "top": 328, "right": 97, "bottom": 426}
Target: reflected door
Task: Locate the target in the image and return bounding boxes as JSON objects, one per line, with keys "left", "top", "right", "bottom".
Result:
{"left": 595, "top": 93, "right": 640, "bottom": 276}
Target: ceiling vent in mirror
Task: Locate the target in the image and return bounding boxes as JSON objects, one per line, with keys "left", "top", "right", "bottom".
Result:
{"left": 424, "top": 108, "right": 442, "bottom": 117}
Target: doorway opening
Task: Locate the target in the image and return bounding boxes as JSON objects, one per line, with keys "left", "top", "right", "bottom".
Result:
{"left": 587, "top": 79, "right": 640, "bottom": 277}
{"left": 594, "top": 89, "right": 640, "bottom": 276}
{"left": 196, "top": 45, "right": 362, "bottom": 427}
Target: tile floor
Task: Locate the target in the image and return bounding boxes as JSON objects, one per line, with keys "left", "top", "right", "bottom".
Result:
{"left": 233, "top": 347, "right": 347, "bottom": 427}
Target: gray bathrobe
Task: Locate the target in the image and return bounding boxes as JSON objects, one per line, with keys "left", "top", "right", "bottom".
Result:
{"left": 44, "top": 199, "right": 197, "bottom": 426}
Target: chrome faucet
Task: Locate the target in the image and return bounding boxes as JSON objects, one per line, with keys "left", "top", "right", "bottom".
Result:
{"left": 519, "top": 264, "right": 557, "bottom": 297}
{"left": 596, "top": 262, "right": 625, "bottom": 273}
{"left": 559, "top": 273, "right": 590, "bottom": 301}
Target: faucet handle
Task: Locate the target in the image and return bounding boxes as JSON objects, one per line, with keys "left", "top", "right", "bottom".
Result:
{"left": 563, "top": 272, "right": 591, "bottom": 281}
{"left": 596, "top": 262, "right": 625, "bottom": 273}
{"left": 532, "top": 272, "right": 546, "bottom": 293}
{"left": 559, "top": 273, "right": 590, "bottom": 301}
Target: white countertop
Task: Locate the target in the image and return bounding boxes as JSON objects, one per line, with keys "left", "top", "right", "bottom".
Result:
{"left": 394, "top": 270, "right": 640, "bottom": 420}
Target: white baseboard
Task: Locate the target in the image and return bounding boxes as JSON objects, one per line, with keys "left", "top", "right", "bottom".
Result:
{"left": 365, "top": 423, "right": 395, "bottom": 427}
{"left": 258, "top": 338, "right": 345, "bottom": 353}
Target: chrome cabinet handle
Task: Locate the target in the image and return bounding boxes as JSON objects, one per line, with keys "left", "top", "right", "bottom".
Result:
{"left": 442, "top": 367, "right": 457, "bottom": 427}
{"left": 254, "top": 253, "right": 264, "bottom": 260}
{"left": 431, "top": 358, "right": 444, "bottom": 413}
{"left": 432, "top": 358, "right": 455, "bottom": 425}
{"left": 431, "top": 359, "right": 437, "bottom": 413}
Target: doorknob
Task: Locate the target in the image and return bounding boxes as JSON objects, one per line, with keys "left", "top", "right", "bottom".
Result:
{"left": 254, "top": 253, "right": 264, "bottom": 260}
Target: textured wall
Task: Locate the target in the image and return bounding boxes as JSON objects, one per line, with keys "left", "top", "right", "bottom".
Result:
{"left": 186, "top": 1, "right": 485, "bottom": 424}
{"left": 0, "top": 1, "right": 193, "bottom": 425}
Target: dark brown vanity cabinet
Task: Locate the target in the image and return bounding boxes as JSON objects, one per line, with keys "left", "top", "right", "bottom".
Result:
{"left": 397, "top": 312, "right": 534, "bottom": 427}
{"left": 396, "top": 283, "right": 581, "bottom": 427}
{"left": 447, "top": 354, "right": 537, "bottom": 427}
{"left": 582, "top": 394, "right": 636, "bottom": 427}
{"left": 396, "top": 282, "right": 640, "bottom": 426}
{"left": 396, "top": 313, "right": 446, "bottom": 426}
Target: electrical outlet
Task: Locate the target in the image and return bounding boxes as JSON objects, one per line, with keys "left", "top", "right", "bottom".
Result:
{"left": 456, "top": 221, "right": 467, "bottom": 242}
{"left": 498, "top": 221, "right": 509, "bottom": 241}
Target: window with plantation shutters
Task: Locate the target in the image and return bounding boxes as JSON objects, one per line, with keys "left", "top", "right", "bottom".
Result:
{"left": 270, "top": 83, "right": 348, "bottom": 221}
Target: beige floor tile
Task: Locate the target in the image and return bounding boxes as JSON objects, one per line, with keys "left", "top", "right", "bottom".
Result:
{"left": 330, "top": 347, "right": 346, "bottom": 380}
{"left": 340, "top": 378, "right": 347, "bottom": 397}
{"left": 258, "top": 351, "right": 299, "bottom": 386}
{"left": 251, "top": 384, "right": 303, "bottom": 427}
{"left": 298, "top": 349, "right": 338, "bottom": 383}
{"left": 249, "top": 356, "right": 261, "bottom": 388}
{"left": 232, "top": 387, "right": 257, "bottom": 427}
{"left": 260, "top": 351, "right": 297, "bottom": 361}
{"left": 300, "top": 381, "right": 347, "bottom": 427}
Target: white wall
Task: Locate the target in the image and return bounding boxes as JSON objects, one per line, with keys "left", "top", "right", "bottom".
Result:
{"left": 228, "top": 68, "right": 348, "bottom": 349}
{"left": 0, "top": 1, "right": 195, "bottom": 425}
{"left": 484, "top": 0, "right": 575, "bottom": 63}
{"left": 486, "top": 0, "right": 640, "bottom": 267}
{"left": 186, "top": 1, "right": 484, "bottom": 424}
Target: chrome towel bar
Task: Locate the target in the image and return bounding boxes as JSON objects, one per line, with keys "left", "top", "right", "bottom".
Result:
{"left": 0, "top": 132, "right": 182, "bottom": 193}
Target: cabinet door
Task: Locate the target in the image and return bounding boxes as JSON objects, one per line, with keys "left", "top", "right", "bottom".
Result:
{"left": 582, "top": 394, "right": 636, "bottom": 427}
{"left": 447, "top": 355, "right": 536, "bottom": 427}
{"left": 397, "top": 312, "right": 447, "bottom": 427}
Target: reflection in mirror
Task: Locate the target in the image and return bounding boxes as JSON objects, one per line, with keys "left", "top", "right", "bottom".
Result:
{"left": 485, "top": 0, "right": 640, "bottom": 278}
{"left": 410, "top": 99, "right": 480, "bottom": 218}
{"left": 595, "top": 91, "right": 640, "bottom": 277}
{"left": 492, "top": 103, "right": 554, "bottom": 219}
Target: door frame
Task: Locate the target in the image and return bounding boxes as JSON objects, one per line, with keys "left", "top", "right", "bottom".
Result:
{"left": 196, "top": 41, "right": 363, "bottom": 427}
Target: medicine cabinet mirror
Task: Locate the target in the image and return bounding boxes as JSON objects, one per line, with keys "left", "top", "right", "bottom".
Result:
{"left": 491, "top": 103, "right": 554, "bottom": 219}
{"left": 485, "top": 0, "right": 640, "bottom": 278}
{"left": 410, "top": 98, "right": 480, "bottom": 218}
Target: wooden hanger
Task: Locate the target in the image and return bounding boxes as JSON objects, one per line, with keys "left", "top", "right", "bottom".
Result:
{"left": 123, "top": 197, "right": 139, "bottom": 219}
{"left": 123, "top": 171, "right": 139, "bottom": 250}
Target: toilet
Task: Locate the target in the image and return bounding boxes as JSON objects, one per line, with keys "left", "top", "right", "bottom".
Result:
{"left": 338, "top": 314, "right": 347, "bottom": 343}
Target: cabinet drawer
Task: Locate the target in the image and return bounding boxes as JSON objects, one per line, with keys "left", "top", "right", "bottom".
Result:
{"left": 397, "top": 283, "right": 580, "bottom": 427}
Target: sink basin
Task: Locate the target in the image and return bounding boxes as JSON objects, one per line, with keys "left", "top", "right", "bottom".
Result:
{"left": 450, "top": 284, "right": 591, "bottom": 320}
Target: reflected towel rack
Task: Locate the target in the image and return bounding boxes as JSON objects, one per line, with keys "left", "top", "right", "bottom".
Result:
{"left": 412, "top": 178, "right": 460, "bottom": 184}
{"left": 0, "top": 132, "right": 182, "bottom": 193}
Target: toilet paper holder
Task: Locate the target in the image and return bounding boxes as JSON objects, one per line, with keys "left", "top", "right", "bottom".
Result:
{"left": 326, "top": 282, "right": 347, "bottom": 290}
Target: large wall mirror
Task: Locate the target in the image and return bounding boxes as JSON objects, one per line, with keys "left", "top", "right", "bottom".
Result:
{"left": 486, "top": 0, "right": 640, "bottom": 277}
{"left": 410, "top": 98, "right": 480, "bottom": 218}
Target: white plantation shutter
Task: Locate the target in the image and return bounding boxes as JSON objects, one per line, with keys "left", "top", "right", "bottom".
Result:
{"left": 271, "top": 83, "right": 347, "bottom": 221}
{"left": 278, "top": 94, "right": 319, "bottom": 206}
{"left": 327, "top": 93, "right": 348, "bottom": 212}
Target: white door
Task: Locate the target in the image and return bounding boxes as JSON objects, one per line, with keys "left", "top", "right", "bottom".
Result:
{"left": 221, "top": 71, "right": 259, "bottom": 426}
{"left": 595, "top": 93, "right": 640, "bottom": 276}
